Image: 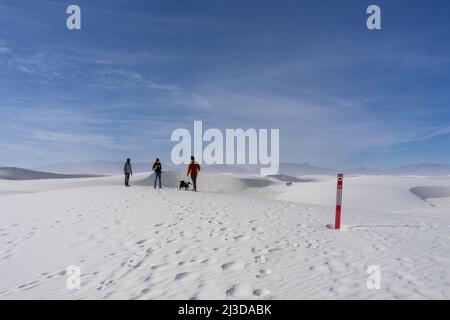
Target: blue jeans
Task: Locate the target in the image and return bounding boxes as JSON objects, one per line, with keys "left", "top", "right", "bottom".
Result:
{"left": 124, "top": 173, "right": 130, "bottom": 186}
{"left": 154, "top": 172, "right": 161, "bottom": 188}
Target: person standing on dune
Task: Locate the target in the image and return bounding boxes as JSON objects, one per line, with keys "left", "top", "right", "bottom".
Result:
{"left": 152, "top": 158, "right": 162, "bottom": 189}
{"left": 187, "top": 155, "right": 201, "bottom": 192}
{"left": 124, "top": 158, "right": 133, "bottom": 187}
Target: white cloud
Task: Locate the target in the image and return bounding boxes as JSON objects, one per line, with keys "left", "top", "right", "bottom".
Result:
{"left": 30, "top": 130, "right": 114, "bottom": 147}
{"left": 0, "top": 47, "right": 12, "bottom": 54}
{"left": 95, "top": 68, "right": 182, "bottom": 94}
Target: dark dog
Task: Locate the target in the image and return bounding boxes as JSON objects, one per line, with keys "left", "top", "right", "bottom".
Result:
{"left": 179, "top": 180, "right": 191, "bottom": 190}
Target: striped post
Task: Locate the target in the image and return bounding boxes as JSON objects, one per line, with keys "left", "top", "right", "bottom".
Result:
{"left": 335, "top": 173, "right": 344, "bottom": 230}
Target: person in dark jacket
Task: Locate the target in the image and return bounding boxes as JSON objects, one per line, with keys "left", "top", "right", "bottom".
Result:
{"left": 124, "top": 158, "right": 132, "bottom": 187}
{"left": 187, "top": 155, "right": 201, "bottom": 192}
{"left": 152, "top": 158, "right": 162, "bottom": 189}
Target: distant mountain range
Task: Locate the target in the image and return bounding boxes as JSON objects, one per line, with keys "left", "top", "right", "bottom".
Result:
{"left": 383, "top": 163, "right": 450, "bottom": 176}
{"left": 278, "top": 163, "right": 336, "bottom": 176}
{"left": 280, "top": 162, "right": 450, "bottom": 176}
{"left": 36, "top": 161, "right": 257, "bottom": 175}
{"left": 37, "top": 161, "right": 157, "bottom": 175}
{"left": 26, "top": 161, "right": 450, "bottom": 177}
{"left": 278, "top": 162, "right": 450, "bottom": 176}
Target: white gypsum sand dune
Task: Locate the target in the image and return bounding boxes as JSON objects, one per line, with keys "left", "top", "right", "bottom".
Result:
{"left": 271, "top": 175, "right": 450, "bottom": 214}
{"left": 0, "top": 171, "right": 273, "bottom": 195}
{"left": 0, "top": 167, "right": 101, "bottom": 181}
{"left": 0, "top": 173, "right": 449, "bottom": 299}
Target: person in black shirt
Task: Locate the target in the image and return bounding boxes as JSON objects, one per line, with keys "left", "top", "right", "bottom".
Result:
{"left": 124, "top": 158, "right": 132, "bottom": 187}
{"left": 152, "top": 158, "right": 162, "bottom": 189}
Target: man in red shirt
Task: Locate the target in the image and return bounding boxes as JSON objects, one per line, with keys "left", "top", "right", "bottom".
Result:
{"left": 187, "top": 155, "right": 201, "bottom": 192}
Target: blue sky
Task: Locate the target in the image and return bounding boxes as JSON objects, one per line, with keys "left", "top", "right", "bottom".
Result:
{"left": 1, "top": 0, "right": 450, "bottom": 169}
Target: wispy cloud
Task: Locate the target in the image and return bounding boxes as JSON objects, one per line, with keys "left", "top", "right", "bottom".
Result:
{"left": 95, "top": 68, "right": 182, "bottom": 93}
{"left": 1, "top": 1, "right": 450, "bottom": 168}
{"left": 0, "top": 47, "right": 12, "bottom": 54}
{"left": 30, "top": 130, "right": 114, "bottom": 147}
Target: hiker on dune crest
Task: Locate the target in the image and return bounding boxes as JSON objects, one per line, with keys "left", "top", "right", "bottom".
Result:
{"left": 187, "top": 155, "right": 201, "bottom": 192}
{"left": 124, "top": 158, "right": 133, "bottom": 187}
{"left": 152, "top": 158, "right": 162, "bottom": 189}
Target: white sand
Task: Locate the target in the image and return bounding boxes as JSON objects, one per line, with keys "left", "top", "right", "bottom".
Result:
{"left": 0, "top": 172, "right": 450, "bottom": 299}
{"left": 272, "top": 175, "right": 450, "bottom": 214}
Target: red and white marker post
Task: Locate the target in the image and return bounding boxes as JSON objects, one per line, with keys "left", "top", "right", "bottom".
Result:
{"left": 334, "top": 173, "right": 344, "bottom": 230}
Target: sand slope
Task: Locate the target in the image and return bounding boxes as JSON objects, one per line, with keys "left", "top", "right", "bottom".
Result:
{"left": 0, "top": 167, "right": 100, "bottom": 181}
{"left": 273, "top": 175, "right": 450, "bottom": 214}
{"left": 0, "top": 174, "right": 450, "bottom": 299}
{"left": 137, "top": 171, "right": 273, "bottom": 192}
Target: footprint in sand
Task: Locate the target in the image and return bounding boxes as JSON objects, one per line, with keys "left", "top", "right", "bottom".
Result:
{"left": 256, "top": 268, "right": 272, "bottom": 279}
{"left": 234, "top": 234, "right": 252, "bottom": 242}
{"left": 18, "top": 280, "right": 40, "bottom": 290}
{"left": 174, "top": 272, "right": 199, "bottom": 281}
{"left": 150, "top": 264, "right": 166, "bottom": 271}
{"left": 201, "top": 257, "right": 219, "bottom": 265}
{"left": 254, "top": 255, "right": 267, "bottom": 263}
{"left": 221, "top": 261, "right": 247, "bottom": 271}
{"left": 253, "top": 288, "right": 271, "bottom": 298}
{"left": 226, "top": 283, "right": 254, "bottom": 299}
